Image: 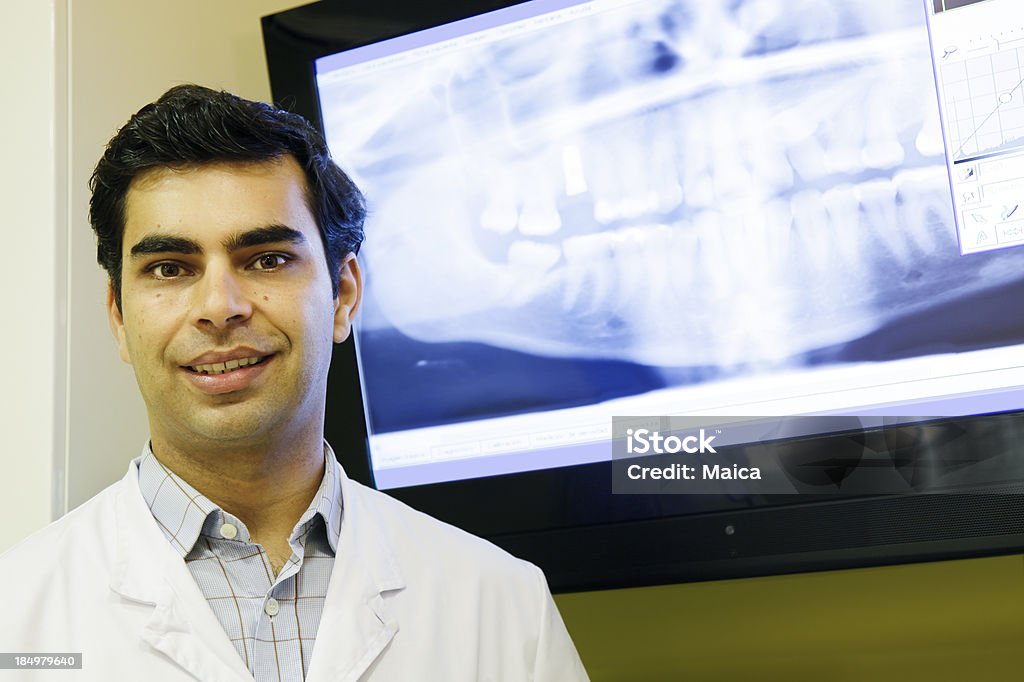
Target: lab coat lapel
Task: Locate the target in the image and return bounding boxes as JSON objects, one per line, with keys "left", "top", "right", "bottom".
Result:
{"left": 306, "top": 474, "right": 405, "bottom": 682}
{"left": 109, "top": 464, "right": 253, "bottom": 682}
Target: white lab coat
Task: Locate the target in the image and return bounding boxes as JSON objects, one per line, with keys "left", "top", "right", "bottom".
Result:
{"left": 0, "top": 461, "right": 589, "bottom": 681}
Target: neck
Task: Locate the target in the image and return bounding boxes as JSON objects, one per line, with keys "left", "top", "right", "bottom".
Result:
{"left": 149, "top": 430, "right": 326, "bottom": 553}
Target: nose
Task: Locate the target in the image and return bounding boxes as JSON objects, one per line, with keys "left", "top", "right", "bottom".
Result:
{"left": 192, "top": 262, "right": 253, "bottom": 331}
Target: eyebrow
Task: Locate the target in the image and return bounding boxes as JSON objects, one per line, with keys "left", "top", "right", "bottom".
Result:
{"left": 129, "top": 235, "right": 200, "bottom": 257}
{"left": 224, "top": 225, "right": 307, "bottom": 252}
{"left": 129, "top": 224, "right": 307, "bottom": 258}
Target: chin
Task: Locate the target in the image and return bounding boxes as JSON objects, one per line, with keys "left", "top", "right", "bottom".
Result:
{"left": 177, "top": 411, "right": 280, "bottom": 445}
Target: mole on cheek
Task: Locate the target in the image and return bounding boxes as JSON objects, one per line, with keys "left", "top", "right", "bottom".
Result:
{"left": 263, "top": 295, "right": 269, "bottom": 302}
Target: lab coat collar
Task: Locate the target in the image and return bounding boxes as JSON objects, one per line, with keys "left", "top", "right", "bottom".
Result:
{"left": 111, "top": 462, "right": 254, "bottom": 681}
{"left": 110, "top": 462, "right": 169, "bottom": 604}
{"left": 109, "top": 457, "right": 406, "bottom": 682}
{"left": 305, "top": 466, "right": 405, "bottom": 682}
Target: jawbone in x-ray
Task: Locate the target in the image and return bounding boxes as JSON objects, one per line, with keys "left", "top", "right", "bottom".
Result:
{"left": 317, "top": 0, "right": 1024, "bottom": 436}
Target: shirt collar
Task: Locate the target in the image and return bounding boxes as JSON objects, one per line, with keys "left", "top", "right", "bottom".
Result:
{"left": 135, "top": 441, "right": 344, "bottom": 558}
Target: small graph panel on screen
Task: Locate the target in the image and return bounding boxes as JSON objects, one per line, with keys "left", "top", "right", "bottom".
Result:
{"left": 942, "top": 47, "right": 1024, "bottom": 162}
{"left": 927, "top": 0, "right": 1024, "bottom": 253}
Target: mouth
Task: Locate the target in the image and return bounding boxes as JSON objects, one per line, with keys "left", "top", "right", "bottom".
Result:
{"left": 180, "top": 353, "right": 275, "bottom": 395}
{"left": 184, "top": 354, "right": 270, "bottom": 375}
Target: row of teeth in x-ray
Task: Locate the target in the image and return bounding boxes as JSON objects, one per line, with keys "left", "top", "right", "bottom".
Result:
{"left": 466, "top": 0, "right": 929, "bottom": 121}
{"left": 509, "top": 167, "right": 961, "bottom": 366}
{"left": 453, "top": 24, "right": 944, "bottom": 243}
{"left": 469, "top": 74, "right": 944, "bottom": 239}
{"left": 326, "top": 0, "right": 930, "bottom": 180}
{"left": 326, "top": 3, "right": 1024, "bottom": 367}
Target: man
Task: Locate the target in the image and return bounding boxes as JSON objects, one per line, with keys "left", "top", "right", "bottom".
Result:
{"left": 0, "top": 85, "right": 588, "bottom": 681}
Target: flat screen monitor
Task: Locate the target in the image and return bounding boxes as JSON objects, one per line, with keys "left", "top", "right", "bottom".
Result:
{"left": 264, "top": 0, "right": 1024, "bottom": 590}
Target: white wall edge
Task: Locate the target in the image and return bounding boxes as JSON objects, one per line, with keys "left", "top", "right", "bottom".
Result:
{"left": 54, "top": 0, "right": 70, "bottom": 520}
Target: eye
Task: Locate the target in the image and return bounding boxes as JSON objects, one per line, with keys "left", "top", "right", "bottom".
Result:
{"left": 251, "top": 253, "right": 291, "bottom": 271}
{"left": 148, "top": 262, "right": 189, "bottom": 280}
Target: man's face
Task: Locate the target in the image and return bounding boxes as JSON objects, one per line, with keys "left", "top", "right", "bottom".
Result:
{"left": 108, "top": 157, "right": 360, "bottom": 451}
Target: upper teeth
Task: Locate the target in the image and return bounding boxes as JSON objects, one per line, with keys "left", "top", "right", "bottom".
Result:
{"left": 191, "top": 356, "right": 263, "bottom": 375}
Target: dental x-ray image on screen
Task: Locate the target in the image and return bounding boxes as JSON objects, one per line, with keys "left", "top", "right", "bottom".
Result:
{"left": 314, "top": 0, "right": 1024, "bottom": 489}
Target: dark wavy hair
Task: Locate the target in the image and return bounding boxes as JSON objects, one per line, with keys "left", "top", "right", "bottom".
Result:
{"left": 89, "top": 84, "right": 366, "bottom": 310}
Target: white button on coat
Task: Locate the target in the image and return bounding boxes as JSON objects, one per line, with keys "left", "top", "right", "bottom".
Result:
{"left": 220, "top": 523, "right": 238, "bottom": 540}
{"left": 264, "top": 598, "right": 280, "bottom": 617}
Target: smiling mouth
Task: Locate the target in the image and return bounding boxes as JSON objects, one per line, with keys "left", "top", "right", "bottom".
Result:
{"left": 185, "top": 355, "right": 269, "bottom": 375}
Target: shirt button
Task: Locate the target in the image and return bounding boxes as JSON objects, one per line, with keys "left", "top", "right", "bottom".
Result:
{"left": 264, "top": 598, "right": 280, "bottom": 617}
{"left": 220, "top": 523, "right": 238, "bottom": 540}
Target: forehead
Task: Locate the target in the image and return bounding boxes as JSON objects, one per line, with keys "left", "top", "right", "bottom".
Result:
{"left": 123, "top": 157, "right": 317, "bottom": 247}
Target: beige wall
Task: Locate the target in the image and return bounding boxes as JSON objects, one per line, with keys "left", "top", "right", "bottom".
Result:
{"left": 66, "top": 0, "right": 308, "bottom": 512}
{"left": 0, "top": 0, "right": 67, "bottom": 552}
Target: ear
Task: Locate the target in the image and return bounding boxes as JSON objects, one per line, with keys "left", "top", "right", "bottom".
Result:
{"left": 106, "top": 282, "right": 132, "bottom": 364}
{"left": 333, "top": 253, "right": 363, "bottom": 344}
